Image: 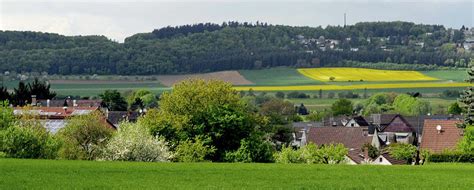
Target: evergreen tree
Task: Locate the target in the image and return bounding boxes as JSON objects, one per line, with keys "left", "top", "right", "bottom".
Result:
{"left": 28, "top": 78, "right": 56, "bottom": 100}
{"left": 459, "top": 61, "right": 474, "bottom": 127}
{"left": 297, "top": 103, "right": 309, "bottom": 115}
{"left": 0, "top": 86, "right": 10, "bottom": 101}
{"left": 13, "top": 81, "right": 30, "bottom": 106}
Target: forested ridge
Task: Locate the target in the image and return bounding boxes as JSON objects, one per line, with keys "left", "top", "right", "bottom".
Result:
{"left": 0, "top": 21, "right": 472, "bottom": 75}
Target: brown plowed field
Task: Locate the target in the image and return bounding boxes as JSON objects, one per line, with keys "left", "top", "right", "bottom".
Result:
{"left": 158, "top": 71, "right": 254, "bottom": 87}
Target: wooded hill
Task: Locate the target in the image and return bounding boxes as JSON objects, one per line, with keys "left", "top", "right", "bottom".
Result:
{"left": 0, "top": 21, "right": 471, "bottom": 75}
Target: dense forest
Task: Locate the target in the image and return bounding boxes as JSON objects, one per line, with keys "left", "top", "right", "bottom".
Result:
{"left": 0, "top": 21, "right": 472, "bottom": 75}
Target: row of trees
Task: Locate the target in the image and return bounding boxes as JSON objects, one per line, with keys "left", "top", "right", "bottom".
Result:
{"left": 0, "top": 21, "right": 471, "bottom": 75}
{"left": 0, "top": 79, "right": 56, "bottom": 106}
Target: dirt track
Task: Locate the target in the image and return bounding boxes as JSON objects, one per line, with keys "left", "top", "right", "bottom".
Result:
{"left": 158, "top": 71, "right": 254, "bottom": 87}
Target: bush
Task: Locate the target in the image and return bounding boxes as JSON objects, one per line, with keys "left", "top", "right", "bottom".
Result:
{"left": 429, "top": 152, "right": 474, "bottom": 163}
{"left": 0, "top": 100, "right": 14, "bottom": 130}
{"left": 275, "top": 92, "right": 285, "bottom": 99}
{"left": 57, "top": 112, "right": 114, "bottom": 160}
{"left": 100, "top": 122, "right": 173, "bottom": 162}
{"left": 287, "top": 91, "right": 309, "bottom": 99}
{"left": 388, "top": 143, "right": 417, "bottom": 163}
{"left": 224, "top": 135, "right": 274, "bottom": 163}
{"left": 274, "top": 143, "right": 347, "bottom": 164}
{"left": 175, "top": 137, "right": 216, "bottom": 162}
{"left": 274, "top": 146, "right": 303, "bottom": 164}
{"left": 0, "top": 125, "right": 60, "bottom": 159}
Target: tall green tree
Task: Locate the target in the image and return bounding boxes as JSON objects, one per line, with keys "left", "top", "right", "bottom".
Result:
{"left": 459, "top": 61, "right": 474, "bottom": 127}
{"left": 331, "top": 99, "right": 353, "bottom": 116}
{"left": 12, "top": 81, "right": 30, "bottom": 106}
{"left": 28, "top": 78, "right": 56, "bottom": 100}
{"left": 140, "top": 79, "right": 260, "bottom": 161}
{"left": 99, "top": 90, "right": 128, "bottom": 111}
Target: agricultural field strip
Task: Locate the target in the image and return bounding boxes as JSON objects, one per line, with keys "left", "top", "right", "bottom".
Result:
{"left": 298, "top": 68, "right": 438, "bottom": 82}
{"left": 234, "top": 82, "right": 471, "bottom": 91}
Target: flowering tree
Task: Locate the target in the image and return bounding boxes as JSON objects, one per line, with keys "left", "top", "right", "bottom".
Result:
{"left": 100, "top": 122, "right": 173, "bottom": 162}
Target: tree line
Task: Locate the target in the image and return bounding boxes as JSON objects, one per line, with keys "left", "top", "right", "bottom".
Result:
{"left": 0, "top": 21, "right": 471, "bottom": 75}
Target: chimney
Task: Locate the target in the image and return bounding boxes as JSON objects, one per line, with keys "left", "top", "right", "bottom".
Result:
{"left": 31, "top": 95, "right": 37, "bottom": 106}
{"left": 73, "top": 100, "right": 77, "bottom": 107}
{"left": 47, "top": 99, "right": 50, "bottom": 107}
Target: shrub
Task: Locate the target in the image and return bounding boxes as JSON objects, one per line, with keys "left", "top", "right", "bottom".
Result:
{"left": 175, "top": 137, "right": 215, "bottom": 162}
{"left": 429, "top": 152, "right": 474, "bottom": 163}
{"left": 388, "top": 143, "right": 417, "bottom": 163}
{"left": 0, "top": 125, "right": 60, "bottom": 159}
{"left": 57, "top": 112, "right": 114, "bottom": 160}
{"left": 100, "top": 122, "right": 173, "bottom": 162}
{"left": 0, "top": 100, "right": 14, "bottom": 130}
{"left": 275, "top": 92, "right": 285, "bottom": 99}
{"left": 224, "top": 135, "right": 274, "bottom": 163}
{"left": 274, "top": 146, "right": 303, "bottom": 164}
{"left": 274, "top": 143, "right": 347, "bottom": 164}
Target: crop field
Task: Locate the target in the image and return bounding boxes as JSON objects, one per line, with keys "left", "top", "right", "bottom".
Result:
{"left": 1, "top": 159, "right": 473, "bottom": 189}
{"left": 239, "top": 67, "right": 322, "bottom": 86}
{"left": 297, "top": 68, "right": 438, "bottom": 82}
{"left": 1, "top": 68, "right": 469, "bottom": 97}
{"left": 234, "top": 82, "right": 471, "bottom": 91}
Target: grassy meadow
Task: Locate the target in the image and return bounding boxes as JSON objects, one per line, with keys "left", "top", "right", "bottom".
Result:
{"left": 0, "top": 159, "right": 473, "bottom": 189}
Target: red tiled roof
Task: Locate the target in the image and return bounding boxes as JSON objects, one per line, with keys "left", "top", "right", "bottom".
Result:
{"left": 420, "top": 119, "right": 463, "bottom": 153}
{"left": 307, "top": 127, "right": 372, "bottom": 149}
{"left": 14, "top": 106, "right": 99, "bottom": 118}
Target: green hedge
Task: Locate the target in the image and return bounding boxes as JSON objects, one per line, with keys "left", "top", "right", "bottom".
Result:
{"left": 429, "top": 153, "right": 474, "bottom": 163}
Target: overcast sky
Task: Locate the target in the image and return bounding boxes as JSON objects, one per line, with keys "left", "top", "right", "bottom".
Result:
{"left": 1, "top": 0, "right": 473, "bottom": 42}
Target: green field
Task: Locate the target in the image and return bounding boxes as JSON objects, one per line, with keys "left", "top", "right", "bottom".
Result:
{"left": 50, "top": 83, "right": 169, "bottom": 97}
{"left": 239, "top": 67, "right": 323, "bottom": 86}
{"left": 0, "top": 159, "right": 473, "bottom": 189}
{"left": 422, "top": 70, "right": 468, "bottom": 82}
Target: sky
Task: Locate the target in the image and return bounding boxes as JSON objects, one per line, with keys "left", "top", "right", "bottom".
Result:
{"left": 0, "top": 0, "right": 473, "bottom": 42}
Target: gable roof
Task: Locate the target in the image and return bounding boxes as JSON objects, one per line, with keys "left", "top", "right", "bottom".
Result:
{"left": 420, "top": 119, "right": 463, "bottom": 153}
{"left": 307, "top": 127, "right": 372, "bottom": 149}
{"left": 404, "top": 115, "right": 463, "bottom": 135}
{"left": 378, "top": 153, "right": 407, "bottom": 165}
{"left": 352, "top": 116, "right": 369, "bottom": 126}
{"left": 381, "top": 115, "right": 415, "bottom": 133}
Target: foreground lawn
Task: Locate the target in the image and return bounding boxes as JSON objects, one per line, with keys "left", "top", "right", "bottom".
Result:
{"left": 0, "top": 159, "right": 473, "bottom": 189}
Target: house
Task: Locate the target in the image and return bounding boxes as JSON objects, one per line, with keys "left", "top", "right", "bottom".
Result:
{"left": 405, "top": 115, "right": 463, "bottom": 144}
{"left": 36, "top": 98, "right": 102, "bottom": 108}
{"left": 291, "top": 122, "right": 322, "bottom": 147}
{"left": 306, "top": 127, "right": 372, "bottom": 164}
{"left": 13, "top": 106, "right": 115, "bottom": 133}
{"left": 463, "top": 37, "right": 474, "bottom": 51}
{"left": 378, "top": 114, "right": 416, "bottom": 145}
{"left": 106, "top": 111, "right": 141, "bottom": 128}
{"left": 344, "top": 116, "right": 369, "bottom": 128}
{"left": 420, "top": 119, "right": 463, "bottom": 153}
{"left": 322, "top": 115, "right": 352, "bottom": 127}
{"left": 372, "top": 153, "right": 407, "bottom": 165}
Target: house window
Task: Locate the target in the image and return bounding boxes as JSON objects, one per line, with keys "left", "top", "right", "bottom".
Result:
{"left": 351, "top": 123, "right": 355, "bottom": 127}
{"left": 379, "top": 157, "right": 383, "bottom": 162}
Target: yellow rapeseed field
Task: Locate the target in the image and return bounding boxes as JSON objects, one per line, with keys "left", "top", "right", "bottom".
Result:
{"left": 234, "top": 82, "right": 471, "bottom": 91}
{"left": 297, "top": 68, "right": 438, "bottom": 82}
